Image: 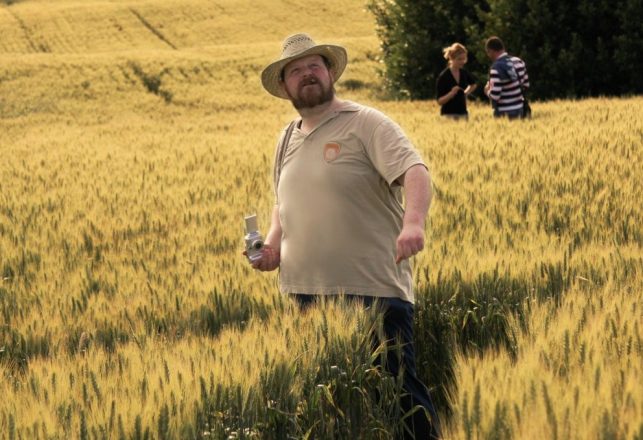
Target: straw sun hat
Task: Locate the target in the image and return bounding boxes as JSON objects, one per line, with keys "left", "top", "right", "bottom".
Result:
{"left": 261, "top": 33, "right": 347, "bottom": 99}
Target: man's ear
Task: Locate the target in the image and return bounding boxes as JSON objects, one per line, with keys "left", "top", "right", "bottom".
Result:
{"left": 329, "top": 68, "right": 336, "bottom": 83}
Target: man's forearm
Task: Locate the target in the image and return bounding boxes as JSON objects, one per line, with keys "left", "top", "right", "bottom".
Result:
{"left": 401, "top": 164, "right": 432, "bottom": 227}
{"left": 264, "top": 204, "right": 282, "bottom": 249}
{"left": 393, "top": 164, "right": 432, "bottom": 264}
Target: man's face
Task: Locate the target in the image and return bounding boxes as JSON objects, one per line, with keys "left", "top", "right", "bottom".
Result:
{"left": 280, "top": 54, "right": 335, "bottom": 109}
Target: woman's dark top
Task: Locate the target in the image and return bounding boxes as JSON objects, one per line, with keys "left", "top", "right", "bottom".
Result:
{"left": 436, "top": 68, "right": 477, "bottom": 115}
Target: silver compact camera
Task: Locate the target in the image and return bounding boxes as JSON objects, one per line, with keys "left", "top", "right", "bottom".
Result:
{"left": 244, "top": 214, "right": 264, "bottom": 263}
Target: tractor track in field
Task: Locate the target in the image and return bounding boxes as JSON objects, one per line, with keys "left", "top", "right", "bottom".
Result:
{"left": 3, "top": 6, "right": 49, "bottom": 53}
{"left": 129, "top": 8, "right": 177, "bottom": 50}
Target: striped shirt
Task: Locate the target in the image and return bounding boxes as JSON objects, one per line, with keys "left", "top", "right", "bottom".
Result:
{"left": 488, "top": 53, "right": 530, "bottom": 113}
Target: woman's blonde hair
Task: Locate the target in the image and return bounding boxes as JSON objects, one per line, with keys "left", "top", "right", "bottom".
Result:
{"left": 443, "top": 43, "right": 467, "bottom": 65}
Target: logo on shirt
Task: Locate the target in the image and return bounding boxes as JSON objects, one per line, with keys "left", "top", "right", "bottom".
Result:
{"left": 323, "top": 142, "right": 341, "bottom": 163}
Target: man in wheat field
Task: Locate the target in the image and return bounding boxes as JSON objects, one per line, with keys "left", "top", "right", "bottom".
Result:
{"left": 248, "top": 33, "right": 441, "bottom": 439}
{"left": 483, "top": 36, "right": 531, "bottom": 119}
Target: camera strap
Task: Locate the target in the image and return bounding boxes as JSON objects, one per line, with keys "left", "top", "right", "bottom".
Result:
{"left": 273, "top": 120, "right": 297, "bottom": 192}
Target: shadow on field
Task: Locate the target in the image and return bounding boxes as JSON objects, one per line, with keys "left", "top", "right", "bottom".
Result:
{"left": 413, "top": 260, "right": 575, "bottom": 418}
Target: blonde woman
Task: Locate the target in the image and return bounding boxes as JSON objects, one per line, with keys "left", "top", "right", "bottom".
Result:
{"left": 436, "top": 43, "right": 477, "bottom": 119}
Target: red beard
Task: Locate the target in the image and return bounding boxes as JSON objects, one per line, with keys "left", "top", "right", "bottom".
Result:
{"left": 287, "top": 76, "right": 334, "bottom": 109}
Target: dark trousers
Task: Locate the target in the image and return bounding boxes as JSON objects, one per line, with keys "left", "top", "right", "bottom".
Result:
{"left": 292, "top": 294, "right": 441, "bottom": 440}
{"left": 493, "top": 108, "right": 523, "bottom": 119}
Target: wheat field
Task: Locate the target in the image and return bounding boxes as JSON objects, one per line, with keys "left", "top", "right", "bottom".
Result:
{"left": 0, "top": 0, "right": 641, "bottom": 439}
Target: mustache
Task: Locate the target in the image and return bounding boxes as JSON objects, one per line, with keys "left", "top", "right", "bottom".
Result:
{"left": 299, "top": 76, "right": 320, "bottom": 88}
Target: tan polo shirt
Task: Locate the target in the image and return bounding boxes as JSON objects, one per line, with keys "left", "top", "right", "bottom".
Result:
{"left": 275, "top": 100, "right": 426, "bottom": 303}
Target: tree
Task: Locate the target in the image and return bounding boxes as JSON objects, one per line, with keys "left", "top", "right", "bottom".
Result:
{"left": 479, "top": 0, "right": 643, "bottom": 98}
{"left": 369, "top": 0, "right": 643, "bottom": 100}
{"left": 368, "top": 0, "right": 489, "bottom": 100}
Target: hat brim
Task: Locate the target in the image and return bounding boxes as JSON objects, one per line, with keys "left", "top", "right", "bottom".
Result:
{"left": 261, "top": 44, "right": 347, "bottom": 99}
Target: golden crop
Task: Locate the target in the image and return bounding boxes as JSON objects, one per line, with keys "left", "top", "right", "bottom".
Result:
{"left": 0, "top": 0, "right": 641, "bottom": 438}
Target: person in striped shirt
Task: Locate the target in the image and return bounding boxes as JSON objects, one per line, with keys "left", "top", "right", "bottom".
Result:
{"left": 483, "top": 36, "right": 530, "bottom": 119}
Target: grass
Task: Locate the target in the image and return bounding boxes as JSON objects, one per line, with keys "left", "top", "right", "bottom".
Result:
{"left": 0, "top": 0, "right": 642, "bottom": 438}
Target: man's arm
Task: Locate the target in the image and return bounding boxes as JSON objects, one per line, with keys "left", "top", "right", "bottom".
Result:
{"left": 485, "top": 62, "right": 502, "bottom": 101}
{"left": 264, "top": 204, "right": 282, "bottom": 250}
{"left": 486, "top": 74, "right": 501, "bottom": 101}
{"left": 514, "top": 58, "right": 530, "bottom": 89}
{"left": 395, "top": 164, "right": 432, "bottom": 264}
{"left": 250, "top": 205, "right": 281, "bottom": 271}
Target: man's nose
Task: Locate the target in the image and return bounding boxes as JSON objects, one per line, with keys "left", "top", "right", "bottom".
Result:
{"left": 300, "top": 70, "right": 317, "bottom": 83}
{"left": 301, "top": 66, "right": 314, "bottom": 76}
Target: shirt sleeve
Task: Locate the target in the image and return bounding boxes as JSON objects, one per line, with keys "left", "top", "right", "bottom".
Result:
{"left": 436, "top": 71, "right": 450, "bottom": 99}
{"left": 514, "top": 58, "right": 530, "bottom": 89}
{"left": 488, "top": 66, "right": 502, "bottom": 101}
{"left": 364, "top": 117, "right": 426, "bottom": 186}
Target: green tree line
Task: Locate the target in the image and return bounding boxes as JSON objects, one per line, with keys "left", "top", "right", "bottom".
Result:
{"left": 368, "top": 0, "right": 643, "bottom": 100}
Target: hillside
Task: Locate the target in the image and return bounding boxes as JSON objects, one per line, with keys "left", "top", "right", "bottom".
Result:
{"left": 1, "top": 1, "right": 642, "bottom": 439}
{"left": 0, "top": 0, "right": 380, "bottom": 120}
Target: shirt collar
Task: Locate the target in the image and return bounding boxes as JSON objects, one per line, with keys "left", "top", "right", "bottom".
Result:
{"left": 292, "top": 100, "right": 362, "bottom": 138}
{"left": 334, "top": 100, "right": 361, "bottom": 113}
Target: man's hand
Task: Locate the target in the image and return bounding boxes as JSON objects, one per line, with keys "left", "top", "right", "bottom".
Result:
{"left": 395, "top": 223, "right": 425, "bottom": 264}
{"left": 243, "top": 244, "right": 280, "bottom": 271}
